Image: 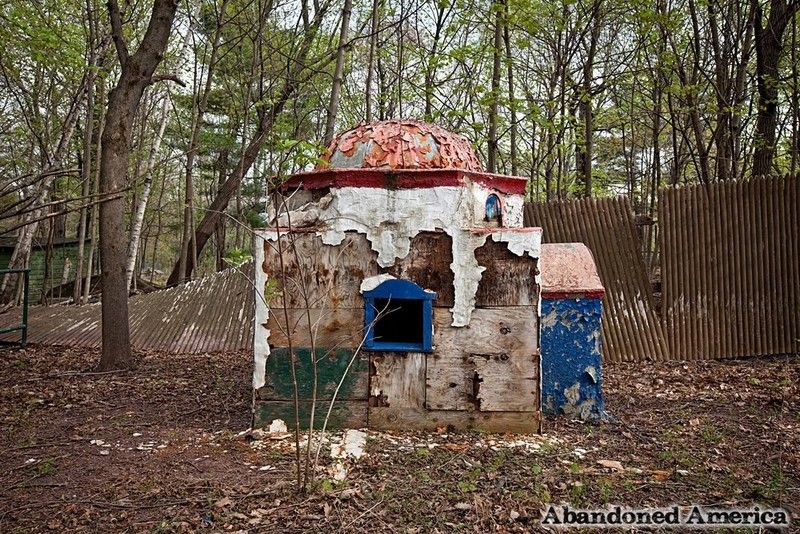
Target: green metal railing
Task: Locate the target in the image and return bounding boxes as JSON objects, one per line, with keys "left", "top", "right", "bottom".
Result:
{"left": 0, "top": 268, "right": 30, "bottom": 347}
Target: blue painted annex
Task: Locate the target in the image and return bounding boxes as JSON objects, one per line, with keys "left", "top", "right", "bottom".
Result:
{"left": 539, "top": 243, "right": 607, "bottom": 421}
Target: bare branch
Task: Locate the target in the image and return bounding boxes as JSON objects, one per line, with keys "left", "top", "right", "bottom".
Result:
{"left": 107, "top": 0, "right": 129, "bottom": 65}
{"left": 149, "top": 73, "right": 186, "bottom": 87}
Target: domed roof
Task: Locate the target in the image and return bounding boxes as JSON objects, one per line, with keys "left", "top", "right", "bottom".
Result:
{"left": 318, "top": 120, "right": 484, "bottom": 172}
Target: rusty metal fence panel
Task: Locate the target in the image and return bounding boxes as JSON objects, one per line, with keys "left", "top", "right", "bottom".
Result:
{"left": 0, "top": 263, "right": 254, "bottom": 353}
{"left": 525, "top": 197, "right": 669, "bottom": 362}
{"left": 660, "top": 175, "right": 799, "bottom": 360}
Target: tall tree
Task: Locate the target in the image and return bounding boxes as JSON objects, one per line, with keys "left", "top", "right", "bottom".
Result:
{"left": 323, "top": 0, "right": 353, "bottom": 145}
{"left": 487, "top": 0, "right": 504, "bottom": 173}
{"left": 98, "top": 0, "right": 178, "bottom": 370}
{"left": 751, "top": 0, "right": 800, "bottom": 176}
{"left": 166, "top": 1, "right": 331, "bottom": 285}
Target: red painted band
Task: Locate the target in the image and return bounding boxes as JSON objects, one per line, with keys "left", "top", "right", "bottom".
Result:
{"left": 541, "top": 290, "right": 606, "bottom": 299}
{"left": 281, "top": 168, "right": 527, "bottom": 195}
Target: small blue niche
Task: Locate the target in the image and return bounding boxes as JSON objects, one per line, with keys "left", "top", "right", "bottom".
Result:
{"left": 363, "top": 279, "right": 435, "bottom": 352}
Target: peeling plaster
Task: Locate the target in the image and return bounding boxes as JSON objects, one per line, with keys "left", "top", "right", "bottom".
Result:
{"left": 252, "top": 230, "right": 271, "bottom": 390}
{"left": 360, "top": 274, "right": 397, "bottom": 293}
{"left": 315, "top": 186, "right": 536, "bottom": 327}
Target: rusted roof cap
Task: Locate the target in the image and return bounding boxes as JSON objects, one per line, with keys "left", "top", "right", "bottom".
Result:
{"left": 318, "top": 120, "right": 483, "bottom": 172}
{"left": 539, "top": 243, "right": 605, "bottom": 299}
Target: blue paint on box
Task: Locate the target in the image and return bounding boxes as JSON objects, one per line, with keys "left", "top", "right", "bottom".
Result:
{"left": 540, "top": 297, "right": 606, "bottom": 420}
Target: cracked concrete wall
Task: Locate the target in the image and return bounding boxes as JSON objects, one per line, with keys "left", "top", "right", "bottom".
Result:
{"left": 540, "top": 297, "right": 605, "bottom": 421}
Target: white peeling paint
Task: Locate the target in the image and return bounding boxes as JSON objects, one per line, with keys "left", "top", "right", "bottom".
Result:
{"left": 450, "top": 231, "right": 489, "bottom": 326}
{"left": 360, "top": 274, "right": 396, "bottom": 293}
{"left": 318, "top": 186, "right": 470, "bottom": 266}
{"left": 489, "top": 231, "right": 542, "bottom": 258}
{"left": 252, "top": 230, "right": 271, "bottom": 390}
{"left": 313, "top": 185, "right": 534, "bottom": 327}
{"left": 255, "top": 183, "right": 538, "bottom": 336}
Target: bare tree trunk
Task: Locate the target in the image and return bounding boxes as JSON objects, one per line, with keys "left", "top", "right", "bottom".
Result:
{"left": 1, "top": 74, "right": 90, "bottom": 302}
{"left": 752, "top": 0, "right": 800, "bottom": 176}
{"left": 126, "top": 95, "right": 169, "bottom": 291}
{"left": 365, "top": 0, "right": 380, "bottom": 122}
{"left": 176, "top": 1, "right": 224, "bottom": 283}
{"left": 148, "top": 163, "right": 168, "bottom": 285}
{"left": 323, "top": 0, "right": 353, "bottom": 144}
{"left": 396, "top": 0, "right": 405, "bottom": 118}
{"left": 84, "top": 77, "right": 107, "bottom": 305}
{"left": 423, "top": 4, "right": 448, "bottom": 122}
{"left": 166, "top": 5, "right": 329, "bottom": 285}
{"left": 98, "top": 0, "right": 179, "bottom": 371}
{"left": 502, "top": 2, "right": 517, "bottom": 175}
{"left": 487, "top": 0, "right": 503, "bottom": 173}
{"left": 576, "top": 0, "right": 602, "bottom": 197}
{"left": 74, "top": 57, "right": 96, "bottom": 303}
{"left": 792, "top": 13, "right": 799, "bottom": 175}
{"left": 215, "top": 149, "right": 229, "bottom": 271}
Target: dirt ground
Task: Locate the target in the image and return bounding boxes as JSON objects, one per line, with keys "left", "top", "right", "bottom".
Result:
{"left": 1, "top": 346, "right": 797, "bottom": 533}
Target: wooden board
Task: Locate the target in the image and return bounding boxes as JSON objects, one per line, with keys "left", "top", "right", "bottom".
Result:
{"left": 380, "top": 231, "right": 455, "bottom": 307}
{"left": 425, "top": 353, "right": 476, "bottom": 411}
{"left": 474, "top": 238, "right": 538, "bottom": 307}
{"left": 471, "top": 353, "right": 539, "bottom": 412}
{"left": 368, "top": 407, "right": 539, "bottom": 433}
{"left": 433, "top": 307, "right": 538, "bottom": 355}
{"left": 266, "top": 308, "right": 363, "bottom": 348}
{"left": 262, "top": 232, "right": 378, "bottom": 309}
{"left": 254, "top": 400, "right": 368, "bottom": 430}
{"left": 427, "top": 307, "right": 539, "bottom": 412}
{"left": 369, "top": 352, "right": 426, "bottom": 408}
{"left": 256, "top": 348, "right": 369, "bottom": 401}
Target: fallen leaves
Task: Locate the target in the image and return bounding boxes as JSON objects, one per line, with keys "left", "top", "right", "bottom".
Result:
{"left": 596, "top": 459, "right": 624, "bottom": 472}
{"left": 0, "top": 346, "right": 797, "bottom": 533}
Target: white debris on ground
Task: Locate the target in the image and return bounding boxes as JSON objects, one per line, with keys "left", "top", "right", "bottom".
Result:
{"left": 330, "top": 429, "right": 367, "bottom": 460}
{"left": 244, "top": 427, "right": 566, "bottom": 454}
{"left": 87, "top": 435, "right": 172, "bottom": 454}
{"left": 268, "top": 419, "right": 288, "bottom": 433}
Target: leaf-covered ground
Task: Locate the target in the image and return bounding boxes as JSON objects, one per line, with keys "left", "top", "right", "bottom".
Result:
{"left": 0, "top": 346, "right": 797, "bottom": 532}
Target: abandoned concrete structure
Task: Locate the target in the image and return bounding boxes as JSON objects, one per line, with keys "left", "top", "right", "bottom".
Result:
{"left": 253, "top": 120, "right": 605, "bottom": 432}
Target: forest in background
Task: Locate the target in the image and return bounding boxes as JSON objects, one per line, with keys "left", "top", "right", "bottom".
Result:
{"left": 1, "top": 0, "right": 800, "bottom": 301}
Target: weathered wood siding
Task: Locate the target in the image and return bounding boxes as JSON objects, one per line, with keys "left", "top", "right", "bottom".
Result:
{"left": 256, "top": 229, "right": 541, "bottom": 432}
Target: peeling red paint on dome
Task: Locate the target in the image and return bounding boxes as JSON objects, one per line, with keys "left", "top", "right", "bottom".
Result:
{"left": 318, "top": 120, "right": 484, "bottom": 172}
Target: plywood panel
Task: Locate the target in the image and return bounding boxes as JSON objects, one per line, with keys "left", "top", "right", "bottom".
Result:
{"left": 266, "top": 307, "right": 363, "bottom": 348}
{"left": 369, "top": 352, "right": 426, "bottom": 408}
{"left": 432, "top": 307, "right": 538, "bottom": 355}
{"left": 474, "top": 238, "right": 538, "bottom": 306}
{"left": 262, "top": 232, "right": 377, "bottom": 309}
{"left": 472, "top": 353, "right": 538, "bottom": 412}
{"left": 425, "top": 352, "right": 475, "bottom": 411}
{"left": 427, "top": 307, "right": 539, "bottom": 413}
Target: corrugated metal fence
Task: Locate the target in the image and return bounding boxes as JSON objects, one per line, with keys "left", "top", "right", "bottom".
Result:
{"left": 660, "top": 175, "right": 799, "bottom": 359}
{"left": 525, "top": 197, "right": 670, "bottom": 362}
{"left": 0, "top": 263, "right": 254, "bottom": 353}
